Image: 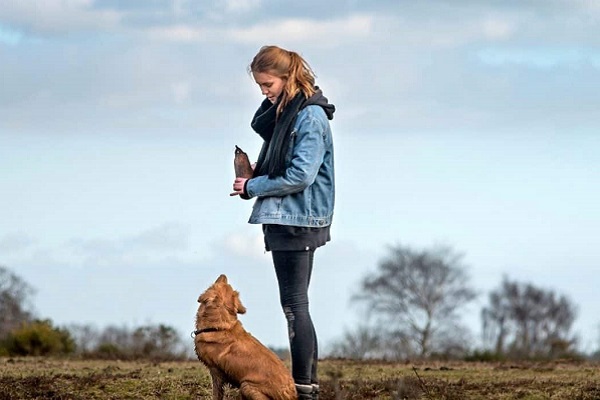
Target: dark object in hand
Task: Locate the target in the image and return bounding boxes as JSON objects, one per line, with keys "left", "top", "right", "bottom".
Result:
{"left": 234, "top": 145, "right": 253, "bottom": 179}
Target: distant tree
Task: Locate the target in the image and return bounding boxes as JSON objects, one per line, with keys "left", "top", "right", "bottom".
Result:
{"left": 130, "top": 324, "right": 186, "bottom": 360}
{"left": 352, "top": 244, "right": 477, "bottom": 358}
{"left": 328, "top": 326, "right": 384, "bottom": 360}
{"left": 1, "top": 319, "right": 75, "bottom": 356}
{"left": 268, "top": 346, "right": 291, "bottom": 361}
{"left": 96, "top": 325, "right": 132, "bottom": 354}
{"left": 70, "top": 323, "right": 187, "bottom": 360}
{"left": 0, "top": 266, "right": 36, "bottom": 337}
{"left": 67, "top": 323, "right": 100, "bottom": 354}
{"left": 591, "top": 323, "right": 600, "bottom": 361}
{"left": 482, "top": 277, "right": 578, "bottom": 359}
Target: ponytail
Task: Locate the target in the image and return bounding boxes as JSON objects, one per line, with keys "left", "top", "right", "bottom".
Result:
{"left": 279, "top": 51, "right": 316, "bottom": 115}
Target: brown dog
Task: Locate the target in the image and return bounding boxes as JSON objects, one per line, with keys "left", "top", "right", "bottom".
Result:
{"left": 194, "top": 274, "right": 297, "bottom": 400}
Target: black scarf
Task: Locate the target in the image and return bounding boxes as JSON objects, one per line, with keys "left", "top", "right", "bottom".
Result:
{"left": 251, "top": 87, "right": 335, "bottom": 178}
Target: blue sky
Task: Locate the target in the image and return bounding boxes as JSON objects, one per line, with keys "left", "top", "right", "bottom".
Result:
{"left": 1, "top": 0, "right": 599, "bottom": 353}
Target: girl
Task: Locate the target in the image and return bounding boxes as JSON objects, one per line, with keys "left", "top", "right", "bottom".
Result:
{"left": 231, "top": 45, "right": 335, "bottom": 400}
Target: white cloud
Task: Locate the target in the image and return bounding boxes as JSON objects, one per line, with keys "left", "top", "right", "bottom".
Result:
{"left": 477, "top": 47, "right": 596, "bottom": 69}
{"left": 140, "top": 14, "right": 374, "bottom": 45}
{"left": 379, "top": 13, "right": 518, "bottom": 48}
{"left": 221, "top": 231, "right": 268, "bottom": 261}
{"left": 228, "top": 14, "right": 374, "bottom": 45}
{"left": 572, "top": 0, "right": 600, "bottom": 13}
{"left": 0, "top": 233, "right": 35, "bottom": 255}
{"left": 47, "top": 222, "right": 196, "bottom": 267}
{"left": 0, "top": 0, "right": 121, "bottom": 34}
{"left": 172, "top": 81, "right": 192, "bottom": 104}
{"left": 481, "top": 17, "right": 515, "bottom": 40}
{"left": 223, "top": 0, "right": 263, "bottom": 13}
{"left": 124, "top": 223, "right": 192, "bottom": 251}
{"left": 145, "top": 25, "right": 210, "bottom": 42}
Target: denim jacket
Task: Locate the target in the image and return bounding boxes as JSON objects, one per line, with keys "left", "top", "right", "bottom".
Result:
{"left": 245, "top": 105, "right": 335, "bottom": 227}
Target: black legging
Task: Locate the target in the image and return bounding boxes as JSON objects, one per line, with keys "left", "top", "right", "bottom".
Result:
{"left": 272, "top": 250, "right": 318, "bottom": 386}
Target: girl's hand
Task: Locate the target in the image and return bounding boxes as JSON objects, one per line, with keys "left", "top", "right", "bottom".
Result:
{"left": 230, "top": 177, "right": 248, "bottom": 197}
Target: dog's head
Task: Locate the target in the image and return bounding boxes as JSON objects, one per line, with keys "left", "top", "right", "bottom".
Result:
{"left": 196, "top": 274, "right": 247, "bottom": 329}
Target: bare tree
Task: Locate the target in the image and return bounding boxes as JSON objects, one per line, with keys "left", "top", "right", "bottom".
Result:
{"left": 70, "top": 323, "right": 188, "bottom": 360}
{"left": 68, "top": 323, "right": 101, "bottom": 353}
{"left": 352, "top": 244, "right": 477, "bottom": 358}
{"left": 482, "top": 277, "right": 578, "bottom": 358}
{"left": 481, "top": 291, "right": 510, "bottom": 355}
{"left": 328, "top": 325, "right": 383, "bottom": 360}
{"left": 592, "top": 323, "right": 600, "bottom": 360}
{"left": 0, "top": 266, "right": 35, "bottom": 337}
{"left": 131, "top": 324, "right": 186, "bottom": 360}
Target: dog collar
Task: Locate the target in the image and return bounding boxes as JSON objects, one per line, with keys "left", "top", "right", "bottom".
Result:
{"left": 191, "top": 327, "right": 222, "bottom": 338}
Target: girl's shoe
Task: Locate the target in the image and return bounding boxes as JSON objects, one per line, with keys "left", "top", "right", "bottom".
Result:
{"left": 295, "top": 384, "right": 313, "bottom": 399}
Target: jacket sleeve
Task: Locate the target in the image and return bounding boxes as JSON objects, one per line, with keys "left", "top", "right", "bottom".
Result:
{"left": 245, "top": 107, "right": 327, "bottom": 198}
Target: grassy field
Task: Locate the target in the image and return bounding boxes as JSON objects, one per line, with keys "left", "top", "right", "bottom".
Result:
{"left": 1, "top": 357, "right": 599, "bottom": 399}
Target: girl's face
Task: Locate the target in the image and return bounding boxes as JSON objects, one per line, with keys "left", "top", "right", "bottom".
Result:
{"left": 252, "top": 71, "right": 286, "bottom": 104}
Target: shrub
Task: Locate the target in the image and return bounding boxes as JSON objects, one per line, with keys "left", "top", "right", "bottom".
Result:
{"left": 464, "top": 349, "right": 505, "bottom": 362}
{"left": 1, "top": 319, "right": 75, "bottom": 356}
{"left": 92, "top": 343, "right": 124, "bottom": 359}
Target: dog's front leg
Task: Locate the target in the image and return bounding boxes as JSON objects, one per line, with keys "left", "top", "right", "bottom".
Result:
{"left": 211, "top": 373, "right": 225, "bottom": 400}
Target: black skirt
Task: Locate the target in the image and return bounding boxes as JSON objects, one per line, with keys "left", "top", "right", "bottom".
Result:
{"left": 263, "top": 224, "right": 331, "bottom": 252}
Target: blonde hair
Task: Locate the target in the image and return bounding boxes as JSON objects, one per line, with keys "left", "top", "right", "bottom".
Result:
{"left": 249, "top": 45, "right": 316, "bottom": 116}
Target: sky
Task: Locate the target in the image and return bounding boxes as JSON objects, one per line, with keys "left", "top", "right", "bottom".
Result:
{"left": 1, "top": 0, "right": 600, "bottom": 354}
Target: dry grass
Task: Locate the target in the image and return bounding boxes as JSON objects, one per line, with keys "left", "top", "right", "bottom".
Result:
{"left": 1, "top": 357, "right": 599, "bottom": 399}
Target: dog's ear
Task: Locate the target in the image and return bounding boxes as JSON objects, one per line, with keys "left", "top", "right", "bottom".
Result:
{"left": 216, "top": 274, "right": 228, "bottom": 284}
{"left": 234, "top": 291, "right": 247, "bottom": 314}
